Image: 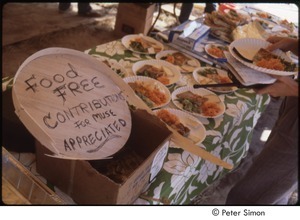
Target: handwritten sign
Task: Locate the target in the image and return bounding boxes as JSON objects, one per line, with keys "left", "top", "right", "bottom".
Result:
{"left": 13, "top": 49, "right": 132, "bottom": 160}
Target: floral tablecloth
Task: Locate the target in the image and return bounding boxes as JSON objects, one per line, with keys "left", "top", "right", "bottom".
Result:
{"left": 2, "top": 38, "right": 270, "bottom": 205}
{"left": 85, "top": 39, "right": 270, "bottom": 204}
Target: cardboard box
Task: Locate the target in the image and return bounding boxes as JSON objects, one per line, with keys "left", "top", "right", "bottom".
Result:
{"left": 114, "top": 3, "right": 156, "bottom": 37}
{"left": 36, "top": 109, "right": 171, "bottom": 204}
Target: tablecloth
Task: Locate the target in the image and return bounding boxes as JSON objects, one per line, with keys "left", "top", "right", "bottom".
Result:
{"left": 85, "top": 39, "right": 270, "bottom": 204}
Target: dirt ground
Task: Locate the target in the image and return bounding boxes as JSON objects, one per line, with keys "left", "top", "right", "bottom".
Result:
{"left": 2, "top": 3, "right": 205, "bottom": 78}
{"left": 2, "top": 3, "right": 120, "bottom": 78}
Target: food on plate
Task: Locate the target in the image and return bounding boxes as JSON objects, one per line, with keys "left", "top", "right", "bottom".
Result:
{"left": 279, "top": 19, "right": 296, "bottom": 33}
{"left": 103, "top": 60, "right": 126, "bottom": 78}
{"left": 128, "top": 81, "right": 167, "bottom": 108}
{"left": 256, "top": 19, "right": 275, "bottom": 29}
{"left": 162, "top": 52, "right": 188, "bottom": 66}
{"left": 175, "top": 91, "right": 221, "bottom": 117}
{"left": 136, "top": 64, "right": 172, "bottom": 85}
{"left": 156, "top": 109, "right": 190, "bottom": 137}
{"left": 253, "top": 48, "right": 296, "bottom": 71}
{"left": 256, "top": 11, "right": 272, "bottom": 20}
{"left": 160, "top": 52, "right": 198, "bottom": 72}
{"left": 201, "top": 101, "right": 222, "bottom": 117}
{"left": 223, "top": 9, "right": 250, "bottom": 26}
{"left": 129, "top": 37, "right": 161, "bottom": 53}
{"left": 197, "top": 68, "right": 232, "bottom": 83}
{"left": 204, "top": 12, "right": 234, "bottom": 43}
{"left": 204, "top": 10, "right": 249, "bottom": 42}
{"left": 204, "top": 12, "right": 235, "bottom": 31}
{"left": 207, "top": 44, "right": 228, "bottom": 59}
{"left": 161, "top": 52, "right": 188, "bottom": 65}
{"left": 176, "top": 91, "right": 208, "bottom": 114}
{"left": 196, "top": 68, "right": 234, "bottom": 92}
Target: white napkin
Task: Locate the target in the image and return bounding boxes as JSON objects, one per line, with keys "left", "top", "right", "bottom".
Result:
{"left": 180, "top": 21, "right": 198, "bottom": 38}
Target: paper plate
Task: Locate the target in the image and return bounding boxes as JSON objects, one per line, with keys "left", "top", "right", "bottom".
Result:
{"left": 155, "top": 50, "right": 200, "bottom": 73}
{"left": 132, "top": 59, "right": 182, "bottom": 86}
{"left": 153, "top": 108, "right": 206, "bottom": 145}
{"left": 172, "top": 86, "right": 225, "bottom": 118}
{"left": 91, "top": 55, "right": 129, "bottom": 78}
{"left": 229, "top": 38, "right": 297, "bottom": 76}
{"left": 123, "top": 76, "right": 171, "bottom": 109}
{"left": 204, "top": 43, "right": 228, "bottom": 62}
{"left": 121, "top": 34, "right": 164, "bottom": 55}
{"left": 193, "top": 67, "right": 238, "bottom": 93}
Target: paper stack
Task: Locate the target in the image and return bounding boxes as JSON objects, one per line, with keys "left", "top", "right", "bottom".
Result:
{"left": 225, "top": 51, "right": 276, "bottom": 86}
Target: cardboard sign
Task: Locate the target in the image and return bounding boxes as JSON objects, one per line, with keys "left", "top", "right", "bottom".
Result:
{"left": 13, "top": 48, "right": 132, "bottom": 160}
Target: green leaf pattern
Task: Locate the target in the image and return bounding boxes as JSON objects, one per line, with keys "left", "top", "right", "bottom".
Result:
{"left": 86, "top": 40, "right": 271, "bottom": 204}
{"left": 2, "top": 76, "right": 14, "bottom": 92}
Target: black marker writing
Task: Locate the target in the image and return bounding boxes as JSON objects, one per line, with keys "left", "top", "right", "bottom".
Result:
{"left": 74, "top": 119, "right": 91, "bottom": 129}
{"left": 43, "top": 92, "right": 125, "bottom": 129}
{"left": 87, "top": 134, "right": 121, "bottom": 153}
{"left": 64, "top": 119, "right": 126, "bottom": 152}
{"left": 23, "top": 63, "right": 105, "bottom": 103}
{"left": 25, "top": 74, "right": 38, "bottom": 92}
{"left": 66, "top": 63, "right": 80, "bottom": 79}
{"left": 92, "top": 109, "right": 117, "bottom": 122}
